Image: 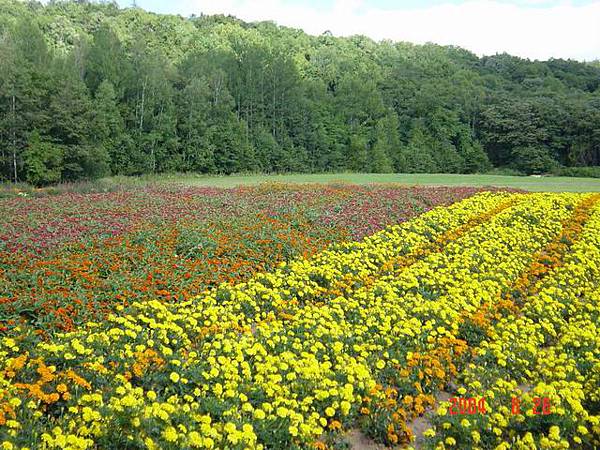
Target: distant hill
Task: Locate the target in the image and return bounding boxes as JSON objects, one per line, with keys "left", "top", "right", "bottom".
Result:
{"left": 1, "top": 0, "right": 599, "bottom": 185}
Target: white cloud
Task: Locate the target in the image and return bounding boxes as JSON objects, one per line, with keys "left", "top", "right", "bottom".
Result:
{"left": 176, "top": 0, "right": 600, "bottom": 61}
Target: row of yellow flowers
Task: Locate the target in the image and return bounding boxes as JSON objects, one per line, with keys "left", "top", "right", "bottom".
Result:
{"left": 423, "top": 195, "right": 600, "bottom": 449}
{"left": 0, "top": 192, "right": 597, "bottom": 449}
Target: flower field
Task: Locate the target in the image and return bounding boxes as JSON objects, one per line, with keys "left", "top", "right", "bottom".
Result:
{"left": 0, "top": 184, "right": 483, "bottom": 335}
{"left": 2, "top": 188, "right": 600, "bottom": 449}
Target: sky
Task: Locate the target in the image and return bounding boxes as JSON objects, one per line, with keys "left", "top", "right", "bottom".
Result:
{"left": 117, "top": 0, "right": 600, "bottom": 61}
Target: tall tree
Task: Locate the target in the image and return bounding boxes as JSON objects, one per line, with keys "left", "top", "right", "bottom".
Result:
{"left": 23, "top": 130, "right": 63, "bottom": 186}
{"left": 125, "top": 39, "right": 177, "bottom": 173}
{"left": 85, "top": 24, "right": 129, "bottom": 96}
{"left": 0, "top": 18, "right": 49, "bottom": 182}
{"left": 347, "top": 134, "right": 368, "bottom": 172}
{"left": 92, "top": 80, "right": 126, "bottom": 174}
{"left": 372, "top": 112, "right": 403, "bottom": 172}
{"left": 401, "top": 123, "right": 439, "bottom": 173}
{"left": 177, "top": 77, "right": 215, "bottom": 173}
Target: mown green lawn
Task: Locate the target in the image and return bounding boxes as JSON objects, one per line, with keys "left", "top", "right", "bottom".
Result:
{"left": 151, "top": 173, "right": 600, "bottom": 192}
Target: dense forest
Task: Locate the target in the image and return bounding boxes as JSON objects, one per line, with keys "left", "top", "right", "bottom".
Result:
{"left": 1, "top": 0, "right": 600, "bottom": 185}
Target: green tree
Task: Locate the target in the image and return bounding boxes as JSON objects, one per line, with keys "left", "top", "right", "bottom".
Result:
{"left": 371, "top": 112, "right": 401, "bottom": 172}
{"left": 401, "top": 124, "right": 438, "bottom": 173}
{"left": 0, "top": 18, "right": 49, "bottom": 182}
{"left": 460, "top": 140, "right": 491, "bottom": 173}
{"left": 511, "top": 146, "right": 558, "bottom": 175}
{"left": 125, "top": 39, "right": 177, "bottom": 173}
{"left": 92, "top": 80, "right": 125, "bottom": 174}
{"left": 369, "top": 115, "right": 398, "bottom": 173}
{"left": 433, "top": 141, "right": 464, "bottom": 173}
{"left": 85, "top": 24, "right": 130, "bottom": 96}
{"left": 347, "top": 134, "right": 368, "bottom": 172}
{"left": 48, "top": 53, "right": 104, "bottom": 180}
{"left": 212, "top": 117, "right": 256, "bottom": 174}
{"left": 23, "top": 131, "right": 63, "bottom": 186}
{"left": 177, "top": 77, "right": 215, "bottom": 173}
{"left": 478, "top": 99, "right": 549, "bottom": 166}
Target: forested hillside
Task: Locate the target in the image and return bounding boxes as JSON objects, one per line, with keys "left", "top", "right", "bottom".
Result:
{"left": 1, "top": 0, "right": 599, "bottom": 185}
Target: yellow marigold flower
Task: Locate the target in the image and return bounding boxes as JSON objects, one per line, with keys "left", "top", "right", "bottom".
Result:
{"left": 224, "top": 422, "right": 237, "bottom": 434}
{"left": 340, "top": 401, "right": 351, "bottom": 415}
{"left": 445, "top": 437, "right": 456, "bottom": 446}
{"left": 169, "top": 372, "right": 180, "bottom": 383}
{"left": 424, "top": 428, "right": 436, "bottom": 438}
{"left": 188, "top": 431, "right": 202, "bottom": 447}
{"left": 162, "top": 426, "right": 178, "bottom": 442}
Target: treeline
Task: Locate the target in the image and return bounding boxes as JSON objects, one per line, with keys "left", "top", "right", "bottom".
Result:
{"left": 1, "top": 0, "right": 600, "bottom": 185}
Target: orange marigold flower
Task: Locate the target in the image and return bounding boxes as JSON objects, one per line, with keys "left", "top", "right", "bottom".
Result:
{"left": 328, "top": 420, "right": 342, "bottom": 431}
{"left": 66, "top": 370, "right": 91, "bottom": 390}
{"left": 387, "top": 431, "right": 399, "bottom": 444}
{"left": 132, "top": 363, "right": 144, "bottom": 378}
{"left": 279, "top": 312, "right": 295, "bottom": 320}
{"left": 36, "top": 364, "right": 56, "bottom": 383}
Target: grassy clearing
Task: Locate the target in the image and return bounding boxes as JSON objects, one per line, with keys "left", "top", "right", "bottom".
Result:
{"left": 156, "top": 173, "right": 600, "bottom": 192}
{"left": 2, "top": 173, "right": 598, "bottom": 197}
